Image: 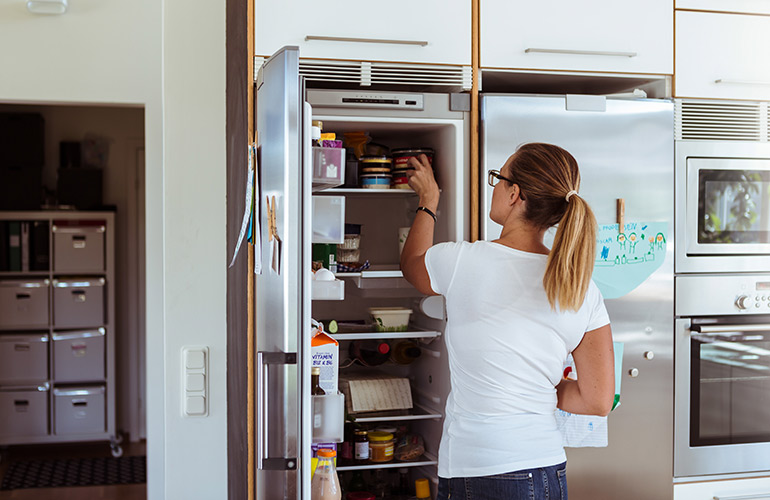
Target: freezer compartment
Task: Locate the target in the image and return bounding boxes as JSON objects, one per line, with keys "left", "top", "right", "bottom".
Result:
{"left": 52, "top": 278, "right": 105, "bottom": 329}
{"left": 53, "top": 385, "right": 106, "bottom": 435}
{"left": 0, "top": 333, "right": 48, "bottom": 383}
{"left": 0, "top": 279, "right": 50, "bottom": 329}
{"left": 52, "top": 221, "right": 106, "bottom": 273}
{"left": 52, "top": 329, "right": 105, "bottom": 383}
{"left": 0, "top": 383, "right": 49, "bottom": 438}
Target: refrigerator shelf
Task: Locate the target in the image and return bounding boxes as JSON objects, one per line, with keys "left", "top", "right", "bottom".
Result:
{"left": 336, "top": 452, "right": 438, "bottom": 472}
{"left": 320, "top": 188, "right": 416, "bottom": 196}
{"left": 331, "top": 329, "right": 441, "bottom": 341}
{"left": 336, "top": 265, "right": 414, "bottom": 290}
{"left": 346, "top": 403, "right": 442, "bottom": 423}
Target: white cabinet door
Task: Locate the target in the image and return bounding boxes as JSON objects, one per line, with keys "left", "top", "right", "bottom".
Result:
{"left": 481, "top": 0, "right": 672, "bottom": 74}
{"left": 676, "top": 0, "right": 770, "bottom": 15}
{"left": 676, "top": 11, "right": 770, "bottom": 100}
{"left": 256, "top": 0, "right": 471, "bottom": 66}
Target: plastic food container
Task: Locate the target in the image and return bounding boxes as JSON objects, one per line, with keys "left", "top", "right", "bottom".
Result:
{"left": 360, "top": 174, "right": 391, "bottom": 190}
{"left": 391, "top": 172, "right": 410, "bottom": 189}
{"left": 368, "top": 307, "right": 413, "bottom": 332}
{"left": 340, "top": 234, "right": 361, "bottom": 250}
{"left": 392, "top": 148, "right": 434, "bottom": 171}
{"left": 367, "top": 431, "right": 395, "bottom": 462}
{"left": 359, "top": 155, "right": 392, "bottom": 171}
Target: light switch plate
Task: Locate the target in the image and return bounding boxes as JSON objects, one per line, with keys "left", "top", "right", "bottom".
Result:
{"left": 182, "top": 346, "right": 208, "bottom": 417}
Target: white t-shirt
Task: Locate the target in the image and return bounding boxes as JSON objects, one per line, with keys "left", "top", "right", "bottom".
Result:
{"left": 424, "top": 240, "right": 610, "bottom": 478}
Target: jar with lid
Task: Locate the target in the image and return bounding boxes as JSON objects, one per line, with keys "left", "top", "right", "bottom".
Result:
{"left": 367, "top": 431, "right": 395, "bottom": 463}
{"left": 354, "top": 430, "right": 370, "bottom": 461}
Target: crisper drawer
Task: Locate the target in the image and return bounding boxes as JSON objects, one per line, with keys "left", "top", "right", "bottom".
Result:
{"left": 53, "top": 386, "right": 105, "bottom": 435}
{"left": 0, "top": 279, "right": 50, "bottom": 329}
{"left": 0, "top": 384, "right": 49, "bottom": 438}
{"left": 52, "top": 278, "right": 105, "bottom": 329}
{"left": 52, "top": 221, "right": 105, "bottom": 273}
{"left": 52, "top": 329, "right": 105, "bottom": 383}
{"left": 0, "top": 333, "right": 48, "bottom": 383}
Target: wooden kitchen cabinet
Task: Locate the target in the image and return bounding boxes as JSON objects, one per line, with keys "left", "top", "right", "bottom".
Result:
{"left": 256, "top": 0, "right": 471, "bottom": 66}
{"left": 675, "top": 11, "right": 770, "bottom": 100}
{"left": 481, "top": 0, "right": 672, "bottom": 74}
{"left": 676, "top": 0, "right": 770, "bottom": 15}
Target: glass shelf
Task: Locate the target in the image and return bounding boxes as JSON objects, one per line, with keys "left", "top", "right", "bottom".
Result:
{"left": 347, "top": 404, "right": 442, "bottom": 423}
{"left": 336, "top": 265, "right": 413, "bottom": 290}
{"left": 331, "top": 329, "right": 441, "bottom": 341}
{"left": 336, "top": 453, "right": 437, "bottom": 472}
{"left": 320, "top": 188, "right": 416, "bottom": 196}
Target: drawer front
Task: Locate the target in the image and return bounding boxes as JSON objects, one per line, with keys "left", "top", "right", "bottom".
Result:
{"left": 53, "top": 223, "right": 105, "bottom": 273}
{"left": 54, "top": 386, "right": 105, "bottom": 435}
{"left": 53, "top": 330, "right": 105, "bottom": 383}
{"left": 676, "top": 11, "right": 770, "bottom": 100}
{"left": 0, "top": 280, "right": 49, "bottom": 329}
{"left": 0, "top": 387, "right": 49, "bottom": 438}
{"left": 0, "top": 334, "right": 48, "bottom": 383}
{"left": 53, "top": 279, "right": 105, "bottom": 329}
{"left": 481, "top": 0, "right": 672, "bottom": 73}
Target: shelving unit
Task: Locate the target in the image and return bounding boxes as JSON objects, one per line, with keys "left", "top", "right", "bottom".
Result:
{"left": 0, "top": 211, "right": 119, "bottom": 457}
{"left": 331, "top": 329, "right": 441, "bottom": 341}
{"left": 348, "top": 403, "right": 442, "bottom": 423}
{"left": 321, "top": 188, "right": 417, "bottom": 196}
{"left": 337, "top": 452, "right": 438, "bottom": 472}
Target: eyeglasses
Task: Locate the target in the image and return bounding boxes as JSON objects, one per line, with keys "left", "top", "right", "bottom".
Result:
{"left": 487, "top": 169, "right": 515, "bottom": 187}
{"left": 488, "top": 169, "right": 526, "bottom": 199}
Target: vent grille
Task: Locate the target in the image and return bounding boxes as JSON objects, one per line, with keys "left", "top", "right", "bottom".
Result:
{"left": 256, "top": 57, "right": 472, "bottom": 91}
{"left": 676, "top": 99, "right": 767, "bottom": 141}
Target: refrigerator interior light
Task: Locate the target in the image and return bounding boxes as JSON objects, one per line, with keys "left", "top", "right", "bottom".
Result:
{"left": 27, "top": 0, "right": 68, "bottom": 15}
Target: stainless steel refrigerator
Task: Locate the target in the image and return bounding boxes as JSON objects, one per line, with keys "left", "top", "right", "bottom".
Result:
{"left": 481, "top": 94, "right": 675, "bottom": 500}
{"left": 255, "top": 46, "right": 469, "bottom": 500}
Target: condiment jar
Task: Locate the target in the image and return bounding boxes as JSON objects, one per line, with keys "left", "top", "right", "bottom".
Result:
{"left": 354, "top": 430, "right": 370, "bottom": 461}
{"left": 367, "top": 431, "right": 395, "bottom": 463}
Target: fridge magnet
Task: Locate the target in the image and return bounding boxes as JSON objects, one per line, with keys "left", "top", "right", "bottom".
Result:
{"left": 267, "top": 195, "right": 282, "bottom": 275}
{"left": 592, "top": 221, "right": 667, "bottom": 299}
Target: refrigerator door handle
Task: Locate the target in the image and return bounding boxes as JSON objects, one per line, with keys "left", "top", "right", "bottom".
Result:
{"left": 257, "top": 351, "right": 299, "bottom": 471}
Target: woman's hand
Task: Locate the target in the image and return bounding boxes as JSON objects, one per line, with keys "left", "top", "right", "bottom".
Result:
{"left": 406, "top": 154, "right": 440, "bottom": 211}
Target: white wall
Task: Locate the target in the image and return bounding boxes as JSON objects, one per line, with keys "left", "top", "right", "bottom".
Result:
{"left": 161, "top": 0, "right": 229, "bottom": 498}
{"left": 0, "top": 1, "right": 229, "bottom": 499}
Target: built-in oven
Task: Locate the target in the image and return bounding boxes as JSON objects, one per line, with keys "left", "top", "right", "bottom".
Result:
{"left": 675, "top": 274, "right": 770, "bottom": 478}
{"left": 676, "top": 140, "right": 770, "bottom": 273}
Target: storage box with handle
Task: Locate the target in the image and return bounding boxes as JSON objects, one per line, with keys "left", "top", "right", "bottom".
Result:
{"left": 52, "top": 328, "right": 105, "bottom": 383}
{"left": 53, "top": 385, "right": 106, "bottom": 435}
{"left": 0, "top": 383, "right": 49, "bottom": 438}
{"left": 0, "top": 279, "right": 49, "bottom": 329}
{"left": 52, "top": 220, "right": 105, "bottom": 273}
{"left": 53, "top": 278, "right": 105, "bottom": 328}
{"left": 0, "top": 333, "right": 48, "bottom": 383}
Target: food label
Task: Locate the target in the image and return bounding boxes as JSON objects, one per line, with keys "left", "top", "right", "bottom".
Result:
{"left": 355, "top": 442, "right": 370, "bottom": 460}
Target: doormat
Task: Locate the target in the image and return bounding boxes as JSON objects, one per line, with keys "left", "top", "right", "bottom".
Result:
{"left": 0, "top": 455, "right": 145, "bottom": 490}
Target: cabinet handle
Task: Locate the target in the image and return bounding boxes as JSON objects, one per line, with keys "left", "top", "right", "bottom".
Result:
{"left": 525, "top": 47, "right": 637, "bottom": 58}
{"left": 14, "top": 344, "right": 30, "bottom": 352}
{"left": 713, "top": 494, "right": 770, "bottom": 500}
{"left": 715, "top": 79, "right": 770, "bottom": 87}
{"left": 305, "top": 35, "right": 428, "bottom": 47}
{"left": 15, "top": 293, "right": 31, "bottom": 300}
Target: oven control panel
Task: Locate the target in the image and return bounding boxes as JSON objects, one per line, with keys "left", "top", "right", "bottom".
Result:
{"left": 676, "top": 274, "right": 770, "bottom": 316}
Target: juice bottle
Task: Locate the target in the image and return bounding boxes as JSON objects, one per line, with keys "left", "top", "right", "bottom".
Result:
{"left": 311, "top": 449, "right": 342, "bottom": 500}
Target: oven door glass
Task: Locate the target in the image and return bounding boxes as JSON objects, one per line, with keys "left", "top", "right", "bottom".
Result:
{"left": 691, "top": 328, "right": 770, "bottom": 446}
{"left": 698, "top": 168, "right": 770, "bottom": 245}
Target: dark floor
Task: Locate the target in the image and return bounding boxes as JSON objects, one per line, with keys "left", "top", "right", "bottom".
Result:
{"left": 0, "top": 439, "right": 147, "bottom": 500}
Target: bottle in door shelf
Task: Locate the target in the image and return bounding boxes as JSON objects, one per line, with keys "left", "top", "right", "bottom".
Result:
{"left": 390, "top": 341, "right": 422, "bottom": 365}
{"left": 311, "top": 449, "right": 342, "bottom": 500}
{"left": 312, "top": 366, "right": 326, "bottom": 395}
{"left": 350, "top": 340, "right": 391, "bottom": 367}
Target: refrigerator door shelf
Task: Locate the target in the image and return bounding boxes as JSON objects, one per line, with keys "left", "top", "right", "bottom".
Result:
{"left": 312, "top": 147, "right": 345, "bottom": 191}
{"left": 311, "top": 279, "right": 345, "bottom": 301}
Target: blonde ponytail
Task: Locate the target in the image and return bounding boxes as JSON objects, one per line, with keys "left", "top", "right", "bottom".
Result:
{"left": 500, "top": 143, "right": 598, "bottom": 312}
{"left": 543, "top": 196, "right": 597, "bottom": 311}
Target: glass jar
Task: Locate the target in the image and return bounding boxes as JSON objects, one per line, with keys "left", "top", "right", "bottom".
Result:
{"left": 367, "top": 431, "right": 395, "bottom": 463}
{"left": 354, "top": 430, "right": 370, "bottom": 461}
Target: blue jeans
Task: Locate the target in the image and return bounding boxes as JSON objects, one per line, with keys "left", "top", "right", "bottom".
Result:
{"left": 437, "top": 462, "right": 568, "bottom": 500}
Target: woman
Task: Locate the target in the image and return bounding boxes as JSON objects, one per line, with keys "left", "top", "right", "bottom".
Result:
{"left": 400, "top": 143, "right": 615, "bottom": 500}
